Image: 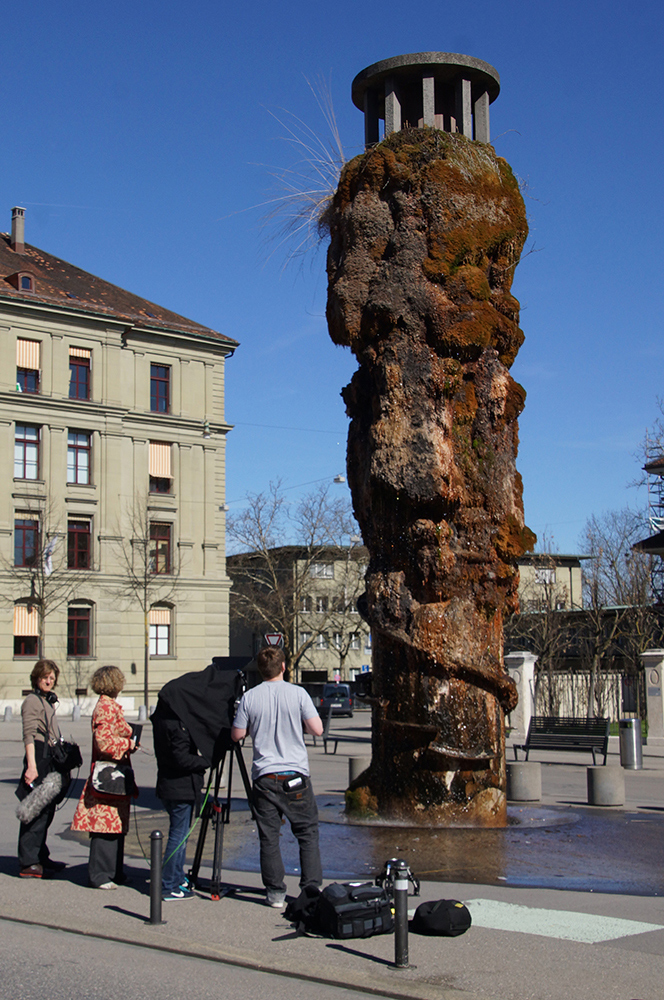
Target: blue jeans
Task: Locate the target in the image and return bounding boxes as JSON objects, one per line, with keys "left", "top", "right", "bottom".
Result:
{"left": 252, "top": 773, "right": 322, "bottom": 893}
{"left": 161, "top": 800, "right": 194, "bottom": 893}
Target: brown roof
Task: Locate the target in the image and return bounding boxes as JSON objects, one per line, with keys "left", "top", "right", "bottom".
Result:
{"left": 0, "top": 233, "right": 238, "bottom": 349}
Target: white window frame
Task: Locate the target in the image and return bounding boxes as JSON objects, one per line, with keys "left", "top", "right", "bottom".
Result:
{"left": 149, "top": 623, "right": 170, "bottom": 656}
{"left": 310, "top": 562, "right": 334, "bottom": 579}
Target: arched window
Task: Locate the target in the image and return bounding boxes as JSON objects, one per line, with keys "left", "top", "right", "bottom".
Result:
{"left": 13, "top": 602, "right": 39, "bottom": 657}
{"left": 149, "top": 604, "right": 173, "bottom": 656}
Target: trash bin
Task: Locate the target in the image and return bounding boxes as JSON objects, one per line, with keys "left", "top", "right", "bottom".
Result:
{"left": 619, "top": 718, "right": 643, "bottom": 770}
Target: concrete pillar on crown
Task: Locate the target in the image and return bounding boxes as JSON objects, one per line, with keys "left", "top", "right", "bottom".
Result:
{"left": 504, "top": 652, "right": 537, "bottom": 738}
{"left": 640, "top": 649, "right": 664, "bottom": 743}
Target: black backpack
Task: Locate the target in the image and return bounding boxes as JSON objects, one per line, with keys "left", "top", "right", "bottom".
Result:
{"left": 410, "top": 899, "right": 472, "bottom": 936}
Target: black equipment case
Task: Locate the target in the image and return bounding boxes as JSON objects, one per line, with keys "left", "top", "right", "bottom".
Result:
{"left": 316, "top": 882, "right": 394, "bottom": 939}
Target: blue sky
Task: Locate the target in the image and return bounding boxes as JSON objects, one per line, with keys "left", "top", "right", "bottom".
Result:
{"left": 3, "top": 1, "right": 663, "bottom": 553}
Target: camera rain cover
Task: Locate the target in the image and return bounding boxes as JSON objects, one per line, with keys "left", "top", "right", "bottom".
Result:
{"left": 156, "top": 657, "right": 251, "bottom": 766}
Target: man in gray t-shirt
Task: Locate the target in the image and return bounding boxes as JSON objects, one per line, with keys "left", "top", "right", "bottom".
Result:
{"left": 232, "top": 646, "right": 323, "bottom": 907}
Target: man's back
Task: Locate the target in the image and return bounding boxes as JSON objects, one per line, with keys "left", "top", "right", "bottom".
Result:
{"left": 235, "top": 679, "right": 316, "bottom": 779}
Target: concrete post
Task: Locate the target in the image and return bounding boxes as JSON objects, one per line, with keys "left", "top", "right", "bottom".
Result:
{"left": 506, "top": 762, "right": 541, "bottom": 801}
{"left": 504, "top": 651, "right": 537, "bottom": 738}
{"left": 455, "top": 77, "right": 472, "bottom": 136}
{"left": 474, "top": 90, "right": 490, "bottom": 142}
{"left": 640, "top": 649, "right": 664, "bottom": 743}
{"left": 349, "top": 755, "right": 371, "bottom": 784}
{"left": 422, "top": 75, "right": 435, "bottom": 126}
{"left": 587, "top": 766, "right": 625, "bottom": 807}
{"left": 3, "top": 706, "right": 12, "bottom": 722}
{"left": 384, "top": 78, "right": 401, "bottom": 135}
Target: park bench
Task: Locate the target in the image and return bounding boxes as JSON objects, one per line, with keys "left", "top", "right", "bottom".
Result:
{"left": 513, "top": 716, "right": 611, "bottom": 765}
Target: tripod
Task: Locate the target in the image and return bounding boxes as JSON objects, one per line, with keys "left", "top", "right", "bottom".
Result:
{"left": 189, "top": 740, "right": 255, "bottom": 900}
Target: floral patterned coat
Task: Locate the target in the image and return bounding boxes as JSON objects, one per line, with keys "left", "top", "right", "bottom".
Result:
{"left": 71, "top": 695, "right": 136, "bottom": 835}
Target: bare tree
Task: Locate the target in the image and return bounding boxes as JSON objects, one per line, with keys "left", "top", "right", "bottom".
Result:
{"left": 227, "top": 481, "right": 361, "bottom": 678}
{"left": 580, "top": 507, "right": 658, "bottom": 718}
{"left": 113, "top": 494, "right": 181, "bottom": 709}
{"left": 504, "top": 538, "right": 575, "bottom": 714}
{"left": 0, "top": 494, "right": 92, "bottom": 671}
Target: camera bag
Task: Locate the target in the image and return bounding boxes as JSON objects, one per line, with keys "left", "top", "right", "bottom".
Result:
{"left": 316, "top": 881, "right": 394, "bottom": 939}
{"left": 410, "top": 899, "right": 472, "bottom": 936}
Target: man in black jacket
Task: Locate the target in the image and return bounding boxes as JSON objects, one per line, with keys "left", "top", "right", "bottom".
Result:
{"left": 152, "top": 702, "right": 210, "bottom": 901}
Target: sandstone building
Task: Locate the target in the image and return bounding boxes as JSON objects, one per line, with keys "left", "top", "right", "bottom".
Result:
{"left": 0, "top": 208, "right": 237, "bottom": 709}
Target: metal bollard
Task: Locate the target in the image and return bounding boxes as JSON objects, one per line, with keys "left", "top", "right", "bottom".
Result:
{"left": 147, "top": 830, "right": 166, "bottom": 925}
{"left": 393, "top": 858, "right": 410, "bottom": 968}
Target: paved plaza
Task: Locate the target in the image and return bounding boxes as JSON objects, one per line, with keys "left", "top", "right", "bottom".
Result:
{"left": 1, "top": 708, "right": 663, "bottom": 1000}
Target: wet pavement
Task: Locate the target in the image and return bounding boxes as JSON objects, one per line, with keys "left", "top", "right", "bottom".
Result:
{"left": 121, "top": 797, "right": 664, "bottom": 897}
{"left": 9, "top": 711, "right": 664, "bottom": 897}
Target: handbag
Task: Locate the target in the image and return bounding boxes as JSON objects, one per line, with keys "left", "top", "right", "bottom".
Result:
{"left": 49, "top": 738, "right": 83, "bottom": 774}
{"left": 91, "top": 760, "right": 136, "bottom": 796}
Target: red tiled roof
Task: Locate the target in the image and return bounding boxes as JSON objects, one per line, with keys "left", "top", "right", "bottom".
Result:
{"left": 0, "top": 234, "right": 238, "bottom": 349}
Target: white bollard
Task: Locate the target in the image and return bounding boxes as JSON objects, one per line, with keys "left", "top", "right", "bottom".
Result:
{"left": 507, "top": 761, "right": 541, "bottom": 801}
{"left": 587, "top": 766, "right": 625, "bottom": 806}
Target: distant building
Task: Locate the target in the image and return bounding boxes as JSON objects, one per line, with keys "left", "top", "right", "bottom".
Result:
{"left": 228, "top": 545, "right": 371, "bottom": 684}
{"left": 516, "top": 553, "right": 587, "bottom": 612}
{"left": 0, "top": 207, "right": 238, "bottom": 708}
{"left": 229, "top": 548, "right": 589, "bottom": 684}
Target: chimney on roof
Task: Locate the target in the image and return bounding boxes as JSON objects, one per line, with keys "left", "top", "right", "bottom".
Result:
{"left": 11, "top": 207, "right": 25, "bottom": 253}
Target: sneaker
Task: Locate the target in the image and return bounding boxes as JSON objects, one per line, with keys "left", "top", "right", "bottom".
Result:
{"left": 266, "top": 889, "right": 287, "bottom": 908}
{"left": 163, "top": 887, "right": 195, "bottom": 901}
{"left": 94, "top": 882, "right": 117, "bottom": 890}
{"left": 19, "top": 864, "right": 43, "bottom": 879}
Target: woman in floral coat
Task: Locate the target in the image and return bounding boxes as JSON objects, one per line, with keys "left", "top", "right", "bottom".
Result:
{"left": 72, "top": 666, "right": 136, "bottom": 889}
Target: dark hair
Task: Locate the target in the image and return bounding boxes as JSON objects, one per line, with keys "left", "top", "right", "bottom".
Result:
{"left": 256, "top": 647, "right": 285, "bottom": 680}
{"left": 31, "top": 659, "right": 59, "bottom": 689}
{"left": 91, "top": 665, "right": 125, "bottom": 698}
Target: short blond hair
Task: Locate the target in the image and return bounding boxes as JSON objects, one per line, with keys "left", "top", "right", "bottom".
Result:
{"left": 91, "top": 665, "right": 125, "bottom": 698}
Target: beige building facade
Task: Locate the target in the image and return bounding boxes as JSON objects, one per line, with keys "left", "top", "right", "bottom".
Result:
{"left": 516, "top": 553, "right": 586, "bottom": 612}
{"left": 0, "top": 208, "right": 237, "bottom": 709}
{"left": 228, "top": 546, "right": 372, "bottom": 684}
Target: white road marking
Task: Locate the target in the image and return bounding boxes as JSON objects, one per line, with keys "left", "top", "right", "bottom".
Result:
{"left": 459, "top": 899, "right": 664, "bottom": 943}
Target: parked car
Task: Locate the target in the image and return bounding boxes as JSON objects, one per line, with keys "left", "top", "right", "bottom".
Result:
{"left": 319, "top": 682, "right": 354, "bottom": 718}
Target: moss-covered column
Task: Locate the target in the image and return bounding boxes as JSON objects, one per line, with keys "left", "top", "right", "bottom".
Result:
{"left": 325, "top": 129, "right": 535, "bottom": 826}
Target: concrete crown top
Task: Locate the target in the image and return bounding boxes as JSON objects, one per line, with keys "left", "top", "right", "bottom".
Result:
{"left": 351, "top": 51, "right": 501, "bottom": 111}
